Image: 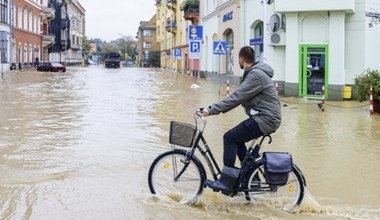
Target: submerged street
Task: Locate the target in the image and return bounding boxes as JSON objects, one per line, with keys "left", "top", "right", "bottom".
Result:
{"left": 0, "top": 66, "right": 379, "bottom": 220}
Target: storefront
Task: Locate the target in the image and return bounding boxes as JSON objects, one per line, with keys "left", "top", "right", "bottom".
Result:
{"left": 218, "top": 3, "right": 240, "bottom": 76}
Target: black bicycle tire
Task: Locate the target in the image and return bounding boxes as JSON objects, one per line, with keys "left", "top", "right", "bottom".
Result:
{"left": 243, "top": 160, "right": 305, "bottom": 206}
{"left": 148, "top": 149, "right": 207, "bottom": 202}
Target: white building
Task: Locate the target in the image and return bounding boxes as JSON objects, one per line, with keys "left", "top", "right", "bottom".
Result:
{"left": 66, "top": 0, "right": 85, "bottom": 65}
{"left": 201, "top": 0, "right": 380, "bottom": 100}
{"left": 0, "top": 0, "right": 13, "bottom": 72}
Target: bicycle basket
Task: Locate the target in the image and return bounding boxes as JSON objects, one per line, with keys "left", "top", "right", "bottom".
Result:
{"left": 169, "top": 121, "right": 196, "bottom": 148}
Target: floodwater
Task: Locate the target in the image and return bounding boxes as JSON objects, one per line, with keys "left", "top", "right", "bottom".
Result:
{"left": 0, "top": 66, "right": 379, "bottom": 220}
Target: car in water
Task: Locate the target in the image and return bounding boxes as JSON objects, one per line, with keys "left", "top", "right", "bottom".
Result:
{"left": 104, "top": 52, "right": 121, "bottom": 68}
{"left": 37, "top": 63, "right": 66, "bottom": 72}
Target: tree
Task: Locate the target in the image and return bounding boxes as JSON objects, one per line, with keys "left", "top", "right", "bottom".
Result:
{"left": 101, "top": 43, "right": 119, "bottom": 53}
{"left": 147, "top": 51, "right": 160, "bottom": 67}
{"left": 82, "top": 35, "right": 92, "bottom": 55}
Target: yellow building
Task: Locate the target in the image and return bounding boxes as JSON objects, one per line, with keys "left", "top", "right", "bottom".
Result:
{"left": 155, "top": 0, "right": 191, "bottom": 73}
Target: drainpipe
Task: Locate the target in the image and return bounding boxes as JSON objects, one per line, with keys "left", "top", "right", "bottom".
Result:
{"left": 262, "top": 0, "right": 267, "bottom": 62}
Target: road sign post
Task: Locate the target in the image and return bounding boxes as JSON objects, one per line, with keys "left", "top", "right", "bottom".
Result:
{"left": 189, "top": 40, "right": 201, "bottom": 59}
{"left": 213, "top": 40, "right": 227, "bottom": 95}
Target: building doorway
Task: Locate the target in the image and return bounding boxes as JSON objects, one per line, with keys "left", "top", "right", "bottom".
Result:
{"left": 224, "top": 29, "right": 234, "bottom": 74}
{"left": 299, "top": 45, "right": 329, "bottom": 97}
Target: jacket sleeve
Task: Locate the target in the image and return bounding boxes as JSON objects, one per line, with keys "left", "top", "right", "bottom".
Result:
{"left": 208, "top": 71, "right": 264, "bottom": 115}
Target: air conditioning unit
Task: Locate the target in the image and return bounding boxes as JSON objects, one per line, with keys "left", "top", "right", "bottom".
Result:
{"left": 268, "top": 13, "right": 286, "bottom": 46}
{"left": 269, "top": 31, "right": 286, "bottom": 46}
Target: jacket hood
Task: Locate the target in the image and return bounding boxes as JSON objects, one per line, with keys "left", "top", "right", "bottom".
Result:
{"left": 250, "top": 62, "right": 274, "bottom": 78}
{"left": 241, "top": 62, "right": 275, "bottom": 83}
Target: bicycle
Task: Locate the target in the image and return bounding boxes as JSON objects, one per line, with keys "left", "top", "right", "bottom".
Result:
{"left": 148, "top": 110, "right": 306, "bottom": 210}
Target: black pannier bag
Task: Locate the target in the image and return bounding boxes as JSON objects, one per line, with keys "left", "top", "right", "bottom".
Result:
{"left": 263, "top": 152, "right": 293, "bottom": 186}
{"left": 169, "top": 121, "right": 196, "bottom": 148}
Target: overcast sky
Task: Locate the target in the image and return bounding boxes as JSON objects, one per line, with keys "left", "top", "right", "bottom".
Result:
{"left": 78, "top": 0, "right": 156, "bottom": 42}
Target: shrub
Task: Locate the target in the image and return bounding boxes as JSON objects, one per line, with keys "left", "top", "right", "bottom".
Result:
{"left": 354, "top": 69, "right": 380, "bottom": 102}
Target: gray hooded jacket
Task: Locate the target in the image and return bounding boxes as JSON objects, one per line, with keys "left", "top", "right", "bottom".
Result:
{"left": 207, "top": 62, "right": 281, "bottom": 134}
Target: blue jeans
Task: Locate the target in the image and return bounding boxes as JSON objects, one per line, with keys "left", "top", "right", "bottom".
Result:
{"left": 223, "top": 118, "right": 263, "bottom": 167}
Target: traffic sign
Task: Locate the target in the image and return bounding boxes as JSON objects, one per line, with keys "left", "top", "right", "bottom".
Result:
{"left": 174, "top": 48, "right": 182, "bottom": 59}
{"left": 189, "top": 25, "right": 203, "bottom": 40}
{"left": 189, "top": 40, "right": 201, "bottom": 59}
{"left": 213, "top": 41, "right": 227, "bottom": 55}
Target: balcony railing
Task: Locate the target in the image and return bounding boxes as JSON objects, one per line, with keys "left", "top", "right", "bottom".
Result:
{"left": 41, "top": 7, "right": 55, "bottom": 20}
{"left": 42, "top": 33, "right": 55, "bottom": 48}
{"left": 71, "top": 44, "right": 81, "bottom": 50}
{"left": 165, "top": 19, "right": 177, "bottom": 33}
{"left": 167, "top": 0, "right": 177, "bottom": 10}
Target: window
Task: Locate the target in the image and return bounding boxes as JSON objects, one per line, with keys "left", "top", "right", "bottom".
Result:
{"left": 143, "top": 42, "right": 152, "bottom": 48}
{"left": 254, "top": 21, "right": 264, "bottom": 61}
{"left": 17, "top": 8, "right": 22, "bottom": 28}
{"left": 0, "top": 0, "right": 8, "bottom": 24}
{"left": 143, "top": 30, "right": 152, "bottom": 36}
{"left": 0, "top": 31, "right": 7, "bottom": 63}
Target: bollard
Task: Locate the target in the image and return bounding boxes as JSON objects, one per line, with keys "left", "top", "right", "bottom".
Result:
{"left": 321, "top": 86, "right": 325, "bottom": 112}
{"left": 226, "top": 80, "right": 230, "bottom": 96}
{"left": 370, "top": 86, "right": 374, "bottom": 115}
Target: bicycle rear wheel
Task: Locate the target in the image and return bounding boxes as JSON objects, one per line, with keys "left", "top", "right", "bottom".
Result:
{"left": 148, "top": 149, "right": 205, "bottom": 204}
{"left": 243, "top": 160, "right": 305, "bottom": 210}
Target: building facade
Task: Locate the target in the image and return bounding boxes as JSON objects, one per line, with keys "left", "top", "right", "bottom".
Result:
{"left": 0, "top": 0, "right": 12, "bottom": 71}
{"left": 66, "top": 0, "right": 85, "bottom": 65}
{"left": 41, "top": 0, "right": 55, "bottom": 63}
{"left": 198, "top": 0, "right": 380, "bottom": 100}
{"left": 155, "top": 0, "right": 200, "bottom": 74}
{"left": 14, "top": 0, "right": 42, "bottom": 69}
{"left": 136, "top": 14, "right": 160, "bottom": 67}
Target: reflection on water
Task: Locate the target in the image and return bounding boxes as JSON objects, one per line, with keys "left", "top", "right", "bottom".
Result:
{"left": 0, "top": 67, "right": 379, "bottom": 219}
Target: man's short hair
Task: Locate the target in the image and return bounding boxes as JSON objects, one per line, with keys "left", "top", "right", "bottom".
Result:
{"left": 239, "top": 46, "right": 255, "bottom": 64}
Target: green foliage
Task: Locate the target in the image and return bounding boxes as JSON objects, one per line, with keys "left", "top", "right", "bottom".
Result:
{"left": 101, "top": 42, "right": 119, "bottom": 53}
{"left": 354, "top": 69, "right": 380, "bottom": 101}
{"left": 180, "top": 0, "right": 199, "bottom": 11}
{"left": 82, "top": 35, "right": 92, "bottom": 55}
{"left": 147, "top": 51, "right": 161, "bottom": 67}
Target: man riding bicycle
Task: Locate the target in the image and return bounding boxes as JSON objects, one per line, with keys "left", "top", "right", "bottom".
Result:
{"left": 202, "top": 46, "right": 281, "bottom": 194}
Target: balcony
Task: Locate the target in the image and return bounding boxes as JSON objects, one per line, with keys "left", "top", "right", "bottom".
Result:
{"left": 71, "top": 44, "right": 81, "bottom": 50}
{"left": 165, "top": 19, "right": 177, "bottom": 33}
{"left": 42, "top": 33, "right": 55, "bottom": 48}
{"left": 183, "top": 4, "right": 199, "bottom": 23}
{"left": 41, "top": 7, "right": 55, "bottom": 21}
{"left": 167, "top": 0, "right": 177, "bottom": 10}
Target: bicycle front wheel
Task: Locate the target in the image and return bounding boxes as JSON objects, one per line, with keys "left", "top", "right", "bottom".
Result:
{"left": 148, "top": 149, "right": 205, "bottom": 204}
{"left": 243, "top": 160, "right": 305, "bottom": 210}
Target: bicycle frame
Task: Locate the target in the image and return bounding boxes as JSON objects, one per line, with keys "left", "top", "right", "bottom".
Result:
{"left": 175, "top": 111, "right": 271, "bottom": 183}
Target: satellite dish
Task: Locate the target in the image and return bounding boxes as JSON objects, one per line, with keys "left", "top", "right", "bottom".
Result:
{"left": 269, "top": 14, "right": 280, "bottom": 33}
{"left": 267, "top": 0, "right": 275, "bottom": 4}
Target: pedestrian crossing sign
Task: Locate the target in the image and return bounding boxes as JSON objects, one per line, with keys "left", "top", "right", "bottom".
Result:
{"left": 213, "top": 41, "right": 227, "bottom": 55}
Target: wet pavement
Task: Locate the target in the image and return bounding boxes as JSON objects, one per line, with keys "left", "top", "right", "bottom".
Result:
{"left": 0, "top": 66, "right": 379, "bottom": 220}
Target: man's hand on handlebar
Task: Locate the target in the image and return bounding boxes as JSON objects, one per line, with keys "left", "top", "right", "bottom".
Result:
{"left": 201, "top": 108, "right": 210, "bottom": 117}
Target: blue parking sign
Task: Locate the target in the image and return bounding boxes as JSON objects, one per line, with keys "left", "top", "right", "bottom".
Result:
{"left": 174, "top": 48, "right": 182, "bottom": 59}
{"left": 189, "top": 40, "right": 201, "bottom": 59}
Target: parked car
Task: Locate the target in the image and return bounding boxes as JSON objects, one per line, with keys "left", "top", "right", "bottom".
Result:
{"left": 37, "top": 63, "right": 66, "bottom": 72}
